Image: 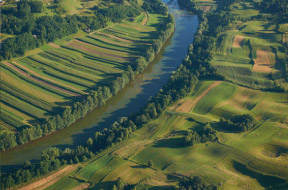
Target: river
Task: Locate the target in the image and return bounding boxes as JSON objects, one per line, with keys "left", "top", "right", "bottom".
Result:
{"left": 0, "top": 0, "right": 198, "bottom": 171}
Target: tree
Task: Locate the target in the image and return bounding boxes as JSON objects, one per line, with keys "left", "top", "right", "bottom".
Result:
{"left": 147, "top": 160, "right": 153, "bottom": 167}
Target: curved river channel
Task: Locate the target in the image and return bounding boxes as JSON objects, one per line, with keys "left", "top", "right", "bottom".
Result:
{"left": 0, "top": 0, "right": 198, "bottom": 171}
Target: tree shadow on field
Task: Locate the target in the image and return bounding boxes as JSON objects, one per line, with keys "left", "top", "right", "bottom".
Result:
{"left": 153, "top": 137, "right": 185, "bottom": 148}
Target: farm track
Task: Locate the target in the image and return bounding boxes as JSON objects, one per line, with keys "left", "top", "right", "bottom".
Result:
{"left": 18, "top": 165, "right": 79, "bottom": 190}
{"left": 2, "top": 62, "right": 80, "bottom": 96}
{"left": 174, "top": 81, "right": 222, "bottom": 113}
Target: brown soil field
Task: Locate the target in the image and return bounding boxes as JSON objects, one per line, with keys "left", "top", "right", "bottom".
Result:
{"left": 233, "top": 35, "right": 244, "bottom": 47}
{"left": 68, "top": 42, "right": 129, "bottom": 61}
{"left": 12, "top": 61, "right": 84, "bottom": 94}
{"left": 142, "top": 12, "right": 148, "bottom": 25}
{"left": 72, "top": 183, "right": 90, "bottom": 190}
{"left": 0, "top": 71, "right": 64, "bottom": 103}
{"left": 2, "top": 62, "right": 80, "bottom": 96}
{"left": 48, "top": 43, "right": 60, "bottom": 48}
{"left": 252, "top": 50, "right": 272, "bottom": 73}
{"left": 174, "top": 81, "right": 222, "bottom": 113}
{"left": 18, "top": 165, "right": 79, "bottom": 190}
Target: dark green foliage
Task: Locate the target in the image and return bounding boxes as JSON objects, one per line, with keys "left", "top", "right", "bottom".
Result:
{"left": 142, "top": 0, "right": 168, "bottom": 15}
{"left": 99, "top": 5, "right": 142, "bottom": 22}
{"left": 260, "top": 0, "right": 288, "bottom": 22}
{"left": 175, "top": 176, "right": 218, "bottom": 190}
{"left": 185, "top": 124, "right": 217, "bottom": 146}
{"left": 217, "top": 114, "right": 256, "bottom": 132}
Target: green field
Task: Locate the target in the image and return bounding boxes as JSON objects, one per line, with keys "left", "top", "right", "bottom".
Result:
{"left": 211, "top": 1, "right": 287, "bottom": 90}
{"left": 43, "top": 82, "right": 288, "bottom": 189}
{"left": 0, "top": 13, "right": 163, "bottom": 132}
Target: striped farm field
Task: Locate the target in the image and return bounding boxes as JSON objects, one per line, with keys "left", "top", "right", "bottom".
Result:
{"left": 0, "top": 12, "right": 164, "bottom": 132}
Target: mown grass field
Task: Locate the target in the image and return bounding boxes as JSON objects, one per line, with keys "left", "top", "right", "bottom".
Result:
{"left": 0, "top": 13, "right": 164, "bottom": 132}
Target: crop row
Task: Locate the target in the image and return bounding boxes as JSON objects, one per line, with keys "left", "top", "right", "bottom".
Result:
{"left": 0, "top": 109, "right": 24, "bottom": 129}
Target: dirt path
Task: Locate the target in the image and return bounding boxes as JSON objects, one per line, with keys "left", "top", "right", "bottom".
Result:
{"left": 233, "top": 35, "right": 244, "bottom": 47}
{"left": 142, "top": 12, "right": 148, "bottom": 25}
{"left": 12, "top": 61, "right": 84, "bottom": 94}
{"left": 67, "top": 42, "right": 129, "bottom": 61}
{"left": 2, "top": 62, "right": 80, "bottom": 96}
{"left": 18, "top": 165, "right": 79, "bottom": 190}
{"left": 252, "top": 50, "right": 273, "bottom": 73}
{"left": 174, "top": 81, "right": 222, "bottom": 113}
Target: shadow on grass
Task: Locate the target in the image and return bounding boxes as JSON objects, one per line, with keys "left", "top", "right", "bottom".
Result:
{"left": 153, "top": 137, "right": 185, "bottom": 148}
{"left": 232, "top": 161, "right": 288, "bottom": 189}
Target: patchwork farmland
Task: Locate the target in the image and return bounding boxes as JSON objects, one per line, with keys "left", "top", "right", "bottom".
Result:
{"left": 0, "top": 13, "right": 164, "bottom": 132}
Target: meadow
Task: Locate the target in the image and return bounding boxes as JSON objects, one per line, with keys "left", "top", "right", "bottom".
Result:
{"left": 35, "top": 80, "right": 288, "bottom": 190}
{"left": 0, "top": 13, "right": 164, "bottom": 133}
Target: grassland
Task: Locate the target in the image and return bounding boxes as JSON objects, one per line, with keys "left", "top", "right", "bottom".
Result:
{"left": 33, "top": 79, "right": 287, "bottom": 190}
{"left": 212, "top": 0, "right": 287, "bottom": 90}
{"left": 0, "top": 13, "right": 164, "bottom": 132}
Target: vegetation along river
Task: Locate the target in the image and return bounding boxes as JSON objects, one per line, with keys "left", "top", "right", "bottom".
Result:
{"left": 0, "top": 0, "right": 198, "bottom": 171}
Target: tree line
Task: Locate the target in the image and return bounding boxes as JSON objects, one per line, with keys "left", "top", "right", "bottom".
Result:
{"left": 1, "top": 2, "right": 234, "bottom": 188}
{"left": 184, "top": 124, "right": 218, "bottom": 146}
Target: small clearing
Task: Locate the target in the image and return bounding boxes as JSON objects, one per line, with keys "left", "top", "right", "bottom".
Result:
{"left": 233, "top": 35, "right": 244, "bottom": 47}
{"left": 252, "top": 50, "right": 273, "bottom": 73}
{"left": 174, "top": 81, "right": 222, "bottom": 113}
{"left": 18, "top": 165, "right": 78, "bottom": 190}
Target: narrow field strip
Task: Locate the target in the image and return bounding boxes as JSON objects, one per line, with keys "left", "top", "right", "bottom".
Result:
{"left": 2, "top": 62, "right": 80, "bottom": 97}
{"left": 89, "top": 35, "right": 133, "bottom": 47}
{"left": 73, "top": 39, "right": 134, "bottom": 57}
{"left": 18, "top": 165, "right": 79, "bottom": 190}
{"left": 66, "top": 42, "right": 130, "bottom": 61}
{"left": 252, "top": 50, "right": 273, "bottom": 73}
{"left": 0, "top": 71, "right": 65, "bottom": 103}
{"left": 0, "top": 102, "right": 34, "bottom": 123}
{"left": 233, "top": 35, "right": 245, "bottom": 47}
{"left": 104, "top": 28, "right": 152, "bottom": 43}
{"left": 1, "top": 91, "right": 46, "bottom": 119}
{"left": 79, "top": 37, "right": 140, "bottom": 55}
{"left": 174, "top": 81, "right": 222, "bottom": 113}
{"left": 12, "top": 61, "right": 85, "bottom": 94}
{"left": 97, "top": 32, "right": 151, "bottom": 45}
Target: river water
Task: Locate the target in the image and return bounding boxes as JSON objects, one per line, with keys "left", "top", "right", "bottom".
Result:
{"left": 0, "top": 0, "right": 198, "bottom": 171}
